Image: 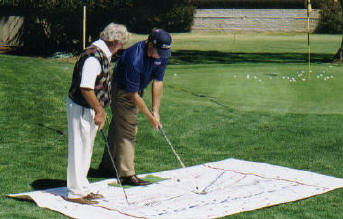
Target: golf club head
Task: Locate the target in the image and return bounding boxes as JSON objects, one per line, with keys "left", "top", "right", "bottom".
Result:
{"left": 192, "top": 188, "right": 207, "bottom": 195}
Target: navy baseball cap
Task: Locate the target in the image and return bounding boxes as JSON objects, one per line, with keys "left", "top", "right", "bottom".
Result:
{"left": 148, "top": 28, "right": 172, "bottom": 58}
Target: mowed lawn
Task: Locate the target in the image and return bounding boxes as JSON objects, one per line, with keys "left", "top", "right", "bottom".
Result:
{"left": 0, "top": 32, "right": 342, "bottom": 219}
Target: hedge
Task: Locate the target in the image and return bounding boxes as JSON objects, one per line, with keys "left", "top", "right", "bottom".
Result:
{"left": 0, "top": 0, "right": 195, "bottom": 55}
{"left": 315, "top": 0, "right": 342, "bottom": 34}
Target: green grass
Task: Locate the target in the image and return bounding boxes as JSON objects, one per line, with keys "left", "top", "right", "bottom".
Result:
{"left": 0, "top": 32, "right": 342, "bottom": 218}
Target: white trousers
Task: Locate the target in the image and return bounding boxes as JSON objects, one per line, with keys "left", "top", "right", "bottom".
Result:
{"left": 66, "top": 97, "right": 98, "bottom": 198}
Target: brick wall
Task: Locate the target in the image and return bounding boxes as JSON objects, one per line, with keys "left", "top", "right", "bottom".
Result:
{"left": 192, "top": 9, "right": 320, "bottom": 32}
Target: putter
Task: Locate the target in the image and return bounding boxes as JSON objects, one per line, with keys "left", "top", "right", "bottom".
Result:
{"left": 100, "top": 129, "right": 130, "bottom": 205}
{"left": 159, "top": 127, "right": 225, "bottom": 195}
{"left": 194, "top": 171, "right": 225, "bottom": 195}
{"left": 159, "top": 127, "right": 186, "bottom": 168}
{"left": 159, "top": 127, "right": 202, "bottom": 193}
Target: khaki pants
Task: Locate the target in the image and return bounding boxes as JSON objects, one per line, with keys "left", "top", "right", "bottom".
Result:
{"left": 99, "top": 83, "right": 138, "bottom": 177}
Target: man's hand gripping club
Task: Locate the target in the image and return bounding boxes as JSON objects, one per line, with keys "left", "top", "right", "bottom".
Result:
{"left": 128, "top": 92, "right": 161, "bottom": 130}
{"left": 81, "top": 88, "right": 106, "bottom": 130}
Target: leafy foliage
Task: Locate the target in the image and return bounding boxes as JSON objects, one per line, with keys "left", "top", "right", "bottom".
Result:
{"left": 1, "top": 0, "right": 195, "bottom": 55}
{"left": 315, "top": 0, "right": 343, "bottom": 34}
{"left": 122, "top": 0, "right": 195, "bottom": 33}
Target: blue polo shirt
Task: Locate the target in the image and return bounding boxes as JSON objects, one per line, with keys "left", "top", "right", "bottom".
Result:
{"left": 114, "top": 41, "right": 168, "bottom": 92}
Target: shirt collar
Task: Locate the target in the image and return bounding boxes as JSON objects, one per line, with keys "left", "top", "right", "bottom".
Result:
{"left": 92, "top": 39, "right": 112, "bottom": 61}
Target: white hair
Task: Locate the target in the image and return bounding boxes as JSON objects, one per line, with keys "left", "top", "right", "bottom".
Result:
{"left": 100, "top": 23, "right": 130, "bottom": 45}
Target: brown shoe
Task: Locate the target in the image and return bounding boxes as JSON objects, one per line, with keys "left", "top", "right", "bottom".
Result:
{"left": 85, "top": 192, "right": 104, "bottom": 200}
{"left": 63, "top": 197, "right": 98, "bottom": 205}
{"left": 120, "top": 175, "right": 151, "bottom": 186}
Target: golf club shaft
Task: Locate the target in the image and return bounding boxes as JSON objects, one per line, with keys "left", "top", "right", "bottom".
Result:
{"left": 159, "top": 128, "right": 186, "bottom": 168}
{"left": 100, "top": 129, "right": 129, "bottom": 205}
{"left": 159, "top": 128, "right": 203, "bottom": 195}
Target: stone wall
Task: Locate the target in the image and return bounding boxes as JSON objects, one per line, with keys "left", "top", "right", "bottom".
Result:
{"left": 192, "top": 9, "right": 320, "bottom": 32}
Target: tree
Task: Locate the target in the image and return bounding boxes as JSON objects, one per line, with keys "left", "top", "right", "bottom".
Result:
{"left": 0, "top": 0, "right": 195, "bottom": 55}
{"left": 334, "top": 0, "right": 343, "bottom": 63}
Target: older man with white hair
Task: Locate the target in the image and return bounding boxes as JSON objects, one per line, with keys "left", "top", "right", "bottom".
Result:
{"left": 66, "top": 23, "right": 130, "bottom": 204}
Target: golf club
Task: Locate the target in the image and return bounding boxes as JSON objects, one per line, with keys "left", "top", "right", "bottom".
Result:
{"left": 159, "top": 127, "right": 225, "bottom": 195}
{"left": 159, "top": 127, "right": 186, "bottom": 168}
{"left": 159, "top": 127, "right": 204, "bottom": 194}
{"left": 194, "top": 171, "right": 225, "bottom": 195}
{"left": 100, "top": 129, "right": 130, "bottom": 205}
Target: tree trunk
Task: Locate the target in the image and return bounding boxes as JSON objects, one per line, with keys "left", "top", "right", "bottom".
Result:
{"left": 334, "top": 0, "right": 343, "bottom": 63}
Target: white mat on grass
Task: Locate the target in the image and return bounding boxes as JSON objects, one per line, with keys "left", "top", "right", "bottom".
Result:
{"left": 8, "top": 158, "right": 343, "bottom": 219}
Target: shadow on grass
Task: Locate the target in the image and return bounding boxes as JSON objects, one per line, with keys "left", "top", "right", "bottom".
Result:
{"left": 169, "top": 50, "right": 334, "bottom": 65}
{"left": 166, "top": 84, "right": 234, "bottom": 112}
{"left": 30, "top": 170, "right": 114, "bottom": 192}
{"left": 87, "top": 168, "right": 117, "bottom": 179}
{"left": 3, "top": 49, "right": 333, "bottom": 65}
{"left": 31, "top": 179, "right": 66, "bottom": 190}
{"left": 37, "top": 123, "right": 64, "bottom": 136}
{"left": 30, "top": 170, "right": 115, "bottom": 191}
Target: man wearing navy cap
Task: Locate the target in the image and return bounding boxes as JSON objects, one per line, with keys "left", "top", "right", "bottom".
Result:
{"left": 98, "top": 28, "right": 172, "bottom": 186}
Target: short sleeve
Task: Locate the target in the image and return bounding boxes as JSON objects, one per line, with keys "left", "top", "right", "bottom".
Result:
{"left": 153, "top": 59, "right": 168, "bottom": 81}
{"left": 80, "top": 57, "right": 102, "bottom": 89}
{"left": 124, "top": 64, "right": 140, "bottom": 92}
{"left": 120, "top": 51, "right": 141, "bottom": 92}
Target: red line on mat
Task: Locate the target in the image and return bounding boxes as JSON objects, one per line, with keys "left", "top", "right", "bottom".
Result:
{"left": 203, "top": 164, "right": 330, "bottom": 190}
